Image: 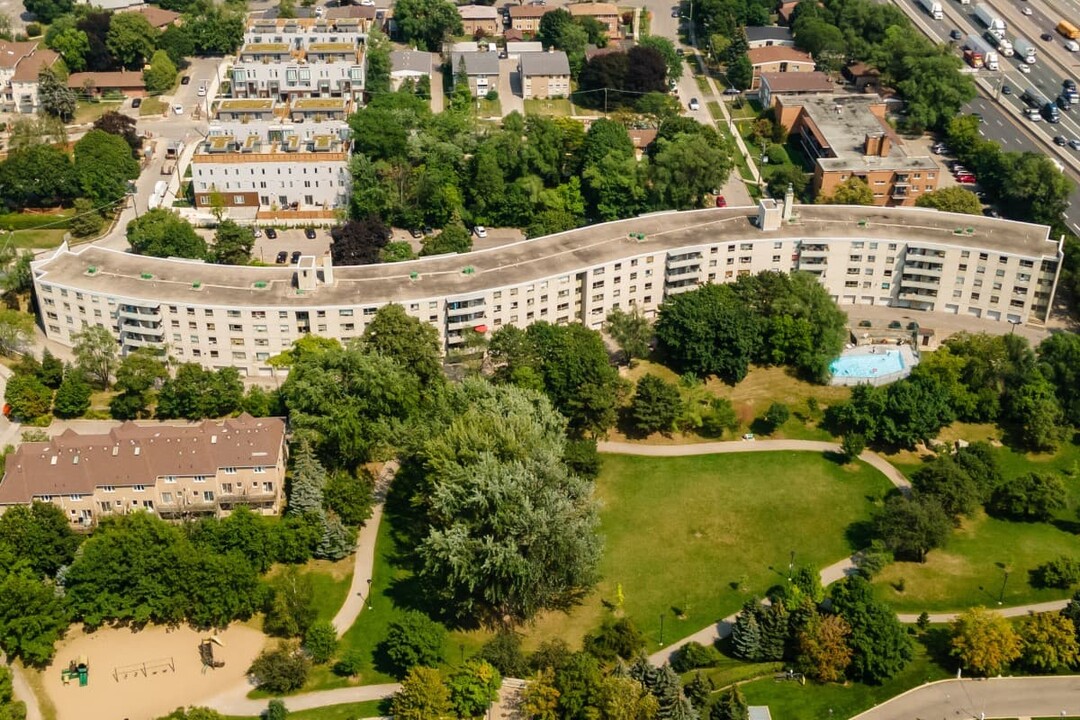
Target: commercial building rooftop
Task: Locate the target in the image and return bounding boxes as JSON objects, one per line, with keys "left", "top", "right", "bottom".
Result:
{"left": 32, "top": 206, "right": 1055, "bottom": 309}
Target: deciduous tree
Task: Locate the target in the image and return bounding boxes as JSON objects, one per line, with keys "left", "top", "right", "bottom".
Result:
{"left": 143, "top": 49, "right": 178, "bottom": 94}
{"left": 361, "top": 303, "right": 443, "bottom": 388}
{"left": 329, "top": 215, "right": 391, "bottom": 265}
{"left": 53, "top": 368, "right": 92, "bottom": 418}
{"left": 391, "top": 666, "right": 453, "bottom": 720}
{"left": 127, "top": 208, "right": 207, "bottom": 259}
{"left": 819, "top": 176, "right": 874, "bottom": 205}
{"left": 248, "top": 642, "right": 310, "bottom": 693}
{"left": 106, "top": 12, "right": 157, "bottom": 68}
{"left": 303, "top": 620, "right": 338, "bottom": 664}
{"left": 950, "top": 607, "right": 1020, "bottom": 676}
{"left": 209, "top": 220, "right": 254, "bottom": 265}
{"left": 1019, "top": 612, "right": 1079, "bottom": 672}
{"left": 74, "top": 130, "right": 140, "bottom": 207}
{"left": 915, "top": 186, "right": 982, "bottom": 215}
{"left": 796, "top": 613, "right": 852, "bottom": 682}
{"left": 830, "top": 576, "right": 913, "bottom": 682}
{"left": 987, "top": 472, "right": 1065, "bottom": 522}
{"left": 380, "top": 611, "right": 447, "bottom": 676}
{"left": 630, "top": 373, "right": 682, "bottom": 436}
{"left": 447, "top": 660, "right": 502, "bottom": 718}
{"left": 392, "top": 0, "right": 463, "bottom": 51}
{"left": 874, "top": 493, "right": 950, "bottom": 562}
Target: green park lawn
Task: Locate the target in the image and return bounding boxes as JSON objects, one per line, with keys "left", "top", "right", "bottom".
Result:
{"left": 226, "top": 699, "right": 387, "bottom": 720}
{"left": 527, "top": 451, "right": 894, "bottom": 652}
{"left": 523, "top": 98, "right": 574, "bottom": 116}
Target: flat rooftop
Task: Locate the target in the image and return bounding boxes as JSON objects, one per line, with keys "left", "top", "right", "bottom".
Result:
{"left": 800, "top": 95, "right": 937, "bottom": 173}
{"left": 291, "top": 97, "right": 348, "bottom": 111}
{"left": 33, "top": 206, "right": 1056, "bottom": 309}
{"left": 241, "top": 42, "right": 291, "bottom": 53}
{"left": 218, "top": 98, "right": 276, "bottom": 112}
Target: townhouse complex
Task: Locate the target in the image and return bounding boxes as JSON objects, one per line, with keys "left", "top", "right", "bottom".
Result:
{"left": 0, "top": 40, "right": 61, "bottom": 114}
{"left": 193, "top": 16, "right": 369, "bottom": 216}
{"left": 30, "top": 201, "right": 1062, "bottom": 378}
{"left": 0, "top": 415, "right": 287, "bottom": 527}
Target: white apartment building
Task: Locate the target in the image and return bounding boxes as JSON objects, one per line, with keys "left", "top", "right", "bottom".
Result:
{"left": 230, "top": 17, "right": 367, "bottom": 103}
{"left": 0, "top": 40, "right": 61, "bottom": 114}
{"left": 194, "top": 97, "right": 352, "bottom": 212}
{"left": 30, "top": 202, "right": 1062, "bottom": 378}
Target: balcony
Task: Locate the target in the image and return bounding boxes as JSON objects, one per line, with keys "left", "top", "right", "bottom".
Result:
{"left": 666, "top": 252, "right": 703, "bottom": 270}
{"left": 666, "top": 265, "right": 700, "bottom": 278}
{"left": 904, "top": 263, "right": 943, "bottom": 276}
{"left": 447, "top": 312, "right": 486, "bottom": 332}
{"left": 900, "top": 277, "right": 941, "bottom": 291}
{"left": 906, "top": 247, "right": 946, "bottom": 260}
{"left": 121, "top": 336, "right": 165, "bottom": 349}
{"left": 799, "top": 244, "right": 829, "bottom": 256}
{"left": 119, "top": 306, "right": 161, "bottom": 322}
{"left": 898, "top": 289, "right": 938, "bottom": 302}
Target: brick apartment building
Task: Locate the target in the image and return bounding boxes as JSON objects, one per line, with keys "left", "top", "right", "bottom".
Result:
{"left": 0, "top": 415, "right": 287, "bottom": 527}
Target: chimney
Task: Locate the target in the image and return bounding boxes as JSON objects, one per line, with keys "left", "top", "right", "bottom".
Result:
{"left": 320, "top": 254, "right": 335, "bottom": 285}
{"left": 782, "top": 183, "right": 794, "bottom": 221}
{"left": 864, "top": 133, "right": 880, "bottom": 156}
{"left": 879, "top": 134, "right": 891, "bottom": 157}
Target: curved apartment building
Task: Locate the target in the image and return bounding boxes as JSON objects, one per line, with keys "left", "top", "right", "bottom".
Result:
{"left": 31, "top": 201, "right": 1062, "bottom": 377}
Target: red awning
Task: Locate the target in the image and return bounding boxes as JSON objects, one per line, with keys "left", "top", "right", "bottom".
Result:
{"left": 473, "top": 324, "right": 488, "bottom": 334}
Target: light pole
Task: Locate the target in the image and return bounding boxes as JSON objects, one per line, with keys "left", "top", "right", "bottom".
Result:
{"left": 1008, "top": 319, "right": 1020, "bottom": 335}
{"left": 659, "top": 613, "right": 665, "bottom": 646}
{"left": 788, "top": 550, "right": 795, "bottom": 581}
{"left": 998, "top": 569, "right": 1009, "bottom": 605}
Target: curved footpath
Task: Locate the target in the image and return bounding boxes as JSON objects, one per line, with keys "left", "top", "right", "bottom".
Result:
{"left": 850, "top": 675, "right": 1080, "bottom": 719}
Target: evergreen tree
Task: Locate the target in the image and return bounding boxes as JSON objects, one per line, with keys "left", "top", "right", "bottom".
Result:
{"left": 709, "top": 687, "right": 748, "bottom": 720}
{"left": 52, "top": 368, "right": 92, "bottom": 418}
{"left": 757, "top": 601, "right": 789, "bottom": 661}
{"left": 731, "top": 602, "right": 762, "bottom": 661}
{"left": 39, "top": 349, "right": 64, "bottom": 389}
{"left": 288, "top": 441, "right": 326, "bottom": 515}
{"left": 315, "top": 512, "right": 356, "bottom": 561}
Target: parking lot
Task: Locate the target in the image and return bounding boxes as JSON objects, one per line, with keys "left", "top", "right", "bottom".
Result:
{"left": 253, "top": 228, "right": 333, "bottom": 264}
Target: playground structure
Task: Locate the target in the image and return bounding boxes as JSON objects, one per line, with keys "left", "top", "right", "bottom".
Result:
{"left": 60, "top": 656, "right": 89, "bottom": 687}
{"left": 199, "top": 636, "right": 225, "bottom": 673}
{"left": 112, "top": 657, "right": 175, "bottom": 682}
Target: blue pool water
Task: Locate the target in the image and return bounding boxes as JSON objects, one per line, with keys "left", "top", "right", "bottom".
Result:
{"left": 829, "top": 350, "right": 906, "bottom": 378}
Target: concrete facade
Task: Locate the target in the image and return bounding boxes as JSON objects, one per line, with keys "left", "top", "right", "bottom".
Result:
{"left": 31, "top": 204, "right": 1062, "bottom": 378}
{"left": 0, "top": 41, "right": 60, "bottom": 114}
{"left": 0, "top": 415, "right": 286, "bottom": 527}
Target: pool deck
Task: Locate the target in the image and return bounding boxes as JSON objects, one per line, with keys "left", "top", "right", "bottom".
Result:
{"left": 829, "top": 344, "right": 919, "bottom": 387}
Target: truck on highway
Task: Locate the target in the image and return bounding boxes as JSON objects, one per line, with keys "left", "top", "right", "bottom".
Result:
{"left": 965, "top": 34, "right": 999, "bottom": 69}
{"left": 1057, "top": 20, "right": 1080, "bottom": 39}
{"left": 974, "top": 3, "right": 1006, "bottom": 38}
{"left": 984, "top": 30, "right": 1013, "bottom": 55}
{"left": 917, "top": 0, "right": 943, "bottom": 19}
{"left": 1013, "top": 36, "right": 1036, "bottom": 63}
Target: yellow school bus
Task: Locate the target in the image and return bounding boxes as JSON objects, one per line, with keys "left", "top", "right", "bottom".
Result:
{"left": 1058, "top": 20, "right": 1080, "bottom": 39}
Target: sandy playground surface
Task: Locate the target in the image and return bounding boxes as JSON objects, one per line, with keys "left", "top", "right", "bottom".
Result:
{"left": 40, "top": 624, "right": 267, "bottom": 720}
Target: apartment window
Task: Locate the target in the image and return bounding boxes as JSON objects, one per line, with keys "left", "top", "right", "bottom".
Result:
{"left": 263, "top": 482, "right": 274, "bottom": 493}
{"left": 223, "top": 467, "right": 237, "bottom": 474}
{"left": 161, "top": 492, "right": 173, "bottom": 503}
{"left": 971, "top": 292, "right": 981, "bottom": 301}
{"left": 990, "top": 296, "right": 1000, "bottom": 304}
{"left": 102, "top": 485, "right": 115, "bottom": 493}
{"left": 339, "top": 309, "right": 353, "bottom": 317}
{"left": 953, "top": 289, "right": 963, "bottom": 298}
{"left": 772, "top": 255, "right": 781, "bottom": 262}
{"left": 996, "top": 269, "right": 1006, "bottom": 277}
{"left": 227, "top": 310, "right": 240, "bottom": 318}
{"left": 999, "top": 256, "right": 1009, "bottom": 264}
{"left": 133, "top": 485, "right": 146, "bottom": 492}
{"left": 203, "top": 491, "right": 215, "bottom": 502}
{"left": 254, "top": 466, "right": 265, "bottom": 474}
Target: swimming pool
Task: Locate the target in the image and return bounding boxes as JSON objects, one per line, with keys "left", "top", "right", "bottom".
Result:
{"left": 829, "top": 349, "right": 906, "bottom": 379}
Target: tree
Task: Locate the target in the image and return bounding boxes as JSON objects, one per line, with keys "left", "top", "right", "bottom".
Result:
{"left": 46, "top": 25, "right": 90, "bottom": 71}
{"left": 35, "top": 68, "right": 76, "bottom": 122}
{"left": 638, "top": 35, "right": 682, "bottom": 80}
{"left": 447, "top": 660, "right": 502, "bottom": 718}
{"left": 380, "top": 611, "right": 447, "bottom": 676}
{"left": 1019, "top": 612, "right": 1079, "bottom": 672}
{"left": 0, "top": 501, "right": 79, "bottom": 577}
{"left": 1006, "top": 377, "right": 1065, "bottom": 452}
{"left": 630, "top": 373, "right": 682, "bottom": 436}
{"left": 0, "top": 310, "right": 34, "bottom": 357}
{"left": 709, "top": 687, "right": 748, "bottom": 720}
{"left": 726, "top": 54, "right": 753, "bottom": 91}
{"left": 208, "top": 220, "right": 254, "bottom": 265}
{"left": 950, "top": 607, "right": 1020, "bottom": 676}
{"left": 830, "top": 576, "right": 913, "bottom": 683}
{"left": 796, "top": 614, "right": 852, "bottom": 682}
{"left": 731, "top": 603, "right": 762, "bottom": 661}
{"left": 156, "top": 365, "right": 244, "bottom": 420}
{"left": 596, "top": 675, "right": 660, "bottom": 720}
{"left": 391, "top": 666, "right": 453, "bottom": 720}
{"left": 73, "top": 130, "right": 140, "bottom": 207}
{"left": 143, "top": 49, "right": 178, "bottom": 94}
{"left": 518, "top": 668, "right": 560, "bottom": 720}
{"left": 381, "top": 241, "right": 415, "bottom": 263}
{"left": 0, "top": 666, "right": 28, "bottom": 720}
{"left": 1037, "top": 332, "right": 1080, "bottom": 426}
{"left": 392, "top": 0, "right": 463, "bottom": 51}
{"left": 766, "top": 165, "right": 809, "bottom": 201}
{"left": 649, "top": 132, "right": 733, "bottom": 210}
{"left": 111, "top": 348, "right": 168, "bottom": 419}
{"left": 52, "top": 368, "right": 92, "bottom": 418}
{"left": 158, "top": 24, "right": 195, "bottom": 66}
{"left": 655, "top": 283, "right": 760, "bottom": 383}
{"left": 411, "top": 380, "right": 601, "bottom": 624}
{"left": 911, "top": 457, "right": 981, "bottom": 522}
{"left": 840, "top": 433, "right": 865, "bottom": 462}
{"left": 69, "top": 199, "right": 104, "bottom": 238}
{"left": 361, "top": 303, "right": 443, "bottom": 388}
{"left": 248, "top": 642, "right": 311, "bottom": 693}
{"left": 0, "top": 143, "right": 77, "bottom": 209}
{"left": 25, "top": 0, "right": 72, "bottom": 23}
{"left": 582, "top": 618, "right": 646, "bottom": 662}
{"left": 265, "top": 700, "right": 288, "bottom": 720}
{"left": 4, "top": 374, "right": 53, "bottom": 421}
{"left": 819, "top": 176, "right": 874, "bottom": 205}
{"left": 329, "top": 216, "right": 391, "bottom": 265}
{"left": 127, "top": 208, "right": 207, "bottom": 259}
{"left": 0, "top": 570, "right": 69, "bottom": 665}
{"left": 874, "top": 493, "right": 950, "bottom": 562}
{"left": 420, "top": 222, "right": 472, "bottom": 256}
{"left": 670, "top": 642, "right": 722, "bottom": 673}
{"left": 303, "top": 620, "right": 338, "bottom": 664}
{"left": 987, "top": 472, "right": 1065, "bottom": 522}
{"left": 915, "top": 186, "right": 982, "bottom": 215}
{"left": 365, "top": 28, "right": 392, "bottom": 94}
{"left": 288, "top": 441, "right": 327, "bottom": 515}
{"left": 476, "top": 632, "right": 528, "bottom": 678}
{"left": 758, "top": 402, "right": 790, "bottom": 433}
{"left": 323, "top": 469, "right": 374, "bottom": 527}
{"left": 106, "top": 12, "right": 157, "bottom": 69}
{"left": 263, "top": 567, "right": 317, "bottom": 638}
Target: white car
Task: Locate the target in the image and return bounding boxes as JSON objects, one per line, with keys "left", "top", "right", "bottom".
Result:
{"left": 172, "top": 103, "right": 184, "bottom": 115}
{"left": 197, "top": 85, "right": 207, "bottom": 97}
{"left": 314, "top": 5, "right": 325, "bottom": 15}
{"left": 360, "top": 0, "right": 375, "bottom": 5}
{"left": 473, "top": 226, "right": 488, "bottom": 238}
{"left": 1021, "top": 6, "right": 1032, "bottom": 13}
{"left": 1018, "top": 63, "right": 1031, "bottom": 73}
{"left": 688, "top": 97, "right": 700, "bottom": 111}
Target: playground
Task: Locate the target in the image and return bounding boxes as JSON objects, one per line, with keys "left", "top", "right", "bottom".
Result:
{"left": 40, "top": 623, "right": 266, "bottom": 720}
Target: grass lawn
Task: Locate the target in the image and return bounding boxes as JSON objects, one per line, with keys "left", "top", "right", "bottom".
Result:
{"left": 9, "top": 228, "right": 68, "bottom": 249}
{"left": 525, "top": 451, "right": 894, "bottom": 652}
{"left": 694, "top": 75, "right": 712, "bottom": 96}
{"left": 74, "top": 100, "right": 124, "bottom": 125}
{"left": 139, "top": 97, "right": 167, "bottom": 117}
{"left": 524, "top": 98, "right": 574, "bottom": 116}
{"left": 477, "top": 97, "right": 502, "bottom": 117}
{"left": 226, "top": 699, "right": 387, "bottom": 720}
{"left": 740, "top": 631, "right": 951, "bottom": 719}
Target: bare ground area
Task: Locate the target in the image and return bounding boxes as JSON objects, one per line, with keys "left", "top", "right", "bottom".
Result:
{"left": 39, "top": 624, "right": 267, "bottom": 720}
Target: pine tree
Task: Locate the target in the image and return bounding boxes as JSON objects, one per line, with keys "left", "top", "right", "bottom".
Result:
{"left": 683, "top": 672, "right": 714, "bottom": 710}
{"left": 39, "top": 349, "right": 65, "bottom": 389}
{"left": 709, "top": 687, "right": 748, "bottom": 720}
{"left": 288, "top": 441, "right": 326, "bottom": 515}
{"left": 731, "top": 603, "right": 762, "bottom": 661}
{"left": 316, "top": 512, "right": 357, "bottom": 560}
{"left": 757, "top": 601, "right": 790, "bottom": 661}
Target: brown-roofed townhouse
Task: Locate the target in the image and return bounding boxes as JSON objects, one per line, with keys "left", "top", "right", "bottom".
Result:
{"left": 567, "top": 2, "right": 620, "bottom": 36}
{"left": 509, "top": 4, "right": 556, "bottom": 33}
{"left": 0, "top": 41, "right": 61, "bottom": 114}
{"left": 0, "top": 415, "right": 287, "bottom": 527}
{"left": 747, "top": 46, "right": 815, "bottom": 89}
{"left": 458, "top": 4, "right": 501, "bottom": 36}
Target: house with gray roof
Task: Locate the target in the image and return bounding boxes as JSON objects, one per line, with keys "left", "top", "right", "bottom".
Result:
{"left": 518, "top": 49, "right": 570, "bottom": 99}
{"left": 745, "top": 26, "right": 794, "bottom": 48}
{"left": 390, "top": 49, "right": 434, "bottom": 91}
{"left": 450, "top": 51, "right": 500, "bottom": 96}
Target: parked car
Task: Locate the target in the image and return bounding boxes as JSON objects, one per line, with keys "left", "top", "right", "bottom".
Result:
{"left": 197, "top": 85, "right": 207, "bottom": 97}
{"left": 275, "top": 251, "right": 288, "bottom": 263}
{"left": 1002, "top": 85, "right": 1012, "bottom": 95}
{"left": 742, "top": 433, "right": 756, "bottom": 441}
{"left": 181, "top": 75, "right": 191, "bottom": 85}
{"left": 290, "top": 250, "right": 302, "bottom": 263}
{"left": 688, "top": 97, "right": 700, "bottom": 111}
{"left": 253, "top": 228, "right": 263, "bottom": 239}
{"left": 473, "top": 225, "right": 488, "bottom": 238}
{"left": 1054, "top": 135, "right": 1068, "bottom": 146}
{"left": 410, "top": 228, "right": 424, "bottom": 238}
{"left": 131, "top": 97, "right": 142, "bottom": 108}
{"left": 304, "top": 227, "right": 317, "bottom": 239}
{"left": 265, "top": 228, "right": 277, "bottom": 239}
{"left": 423, "top": 225, "right": 434, "bottom": 236}
{"left": 956, "top": 174, "right": 976, "bottom": 184}
{"left": 172, "top": 104, "right": 184, "bottom": 115}
{"left": 723, "top": 87, "right": 740, "bottom": 95}
{"left": 671, "top": 7, "right": 679, "bottom": 17}
{"left": 715, "top": 195, "right": 727, "bottom": 208}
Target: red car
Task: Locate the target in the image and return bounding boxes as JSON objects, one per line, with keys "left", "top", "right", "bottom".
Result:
{"left": 715, "top": 195, "right": 728, "bottom": 208}
{"left": 956, "top": 174, "right": 976, "bottom": 184}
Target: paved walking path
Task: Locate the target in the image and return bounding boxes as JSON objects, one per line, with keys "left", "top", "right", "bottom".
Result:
{"left": 331, "top": 462, "right": 396, "bottom": 637}
{"left": 204, "top": 681, "right": 402, "bottom": 716}
{"left": 2, "top": 654, "right": 42, "bottom": 720}
{"left": 850, "top": 675, "right": 1080, "bottom": 720}
{"left": 895, "top": 599, "right": 1072, "bottom": 625}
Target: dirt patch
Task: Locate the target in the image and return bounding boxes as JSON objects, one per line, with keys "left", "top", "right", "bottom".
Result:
{"left": 40, "top": 624, "right": 267, "bottom": 720}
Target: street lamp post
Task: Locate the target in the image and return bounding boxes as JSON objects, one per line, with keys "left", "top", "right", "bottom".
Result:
{"left": 659, "top": 613, "right": 665, "bottom": 646}
{"left": 998, "top": 570, "right": 1009, "bottom": 605}
{"left": 1008, "top": 319, "right": 1021, "bottom": 335}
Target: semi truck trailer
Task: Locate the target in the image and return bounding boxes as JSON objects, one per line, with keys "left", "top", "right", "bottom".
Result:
{"left": 974, "top": 3, "right": 1006, "bottom": 37}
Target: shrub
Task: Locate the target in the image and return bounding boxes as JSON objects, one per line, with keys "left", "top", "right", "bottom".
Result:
{"left": 379, "top": 610, "right": 447, "bottom": 676}
{"left": 1034, "top": 556, "right": 1080, "bottom": 589}
{"left": 25, "top": 22, "right": 42, "bottom": 37}
{"left": 248, "top": 642, "right": 311, "bottom": 693}
{"left": 583, "top": 618, "right": 646, "bottom": 662}
{"left": 841, "top": 433, "right": 866, "bottom": 462}
{"left": 670, "top": 641, "right": 722, "bottom": 673}
{"left": 766, "top": 144, "right": 790, "bottom": 165}
{"left": 759, "top": 402, "right": 790, "bottom": 433}
{"left": 333, "top": 649, "right": 366, "bottom": 677}
{"left": 303, "top": 620, "right": 338, "bottom": 664}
